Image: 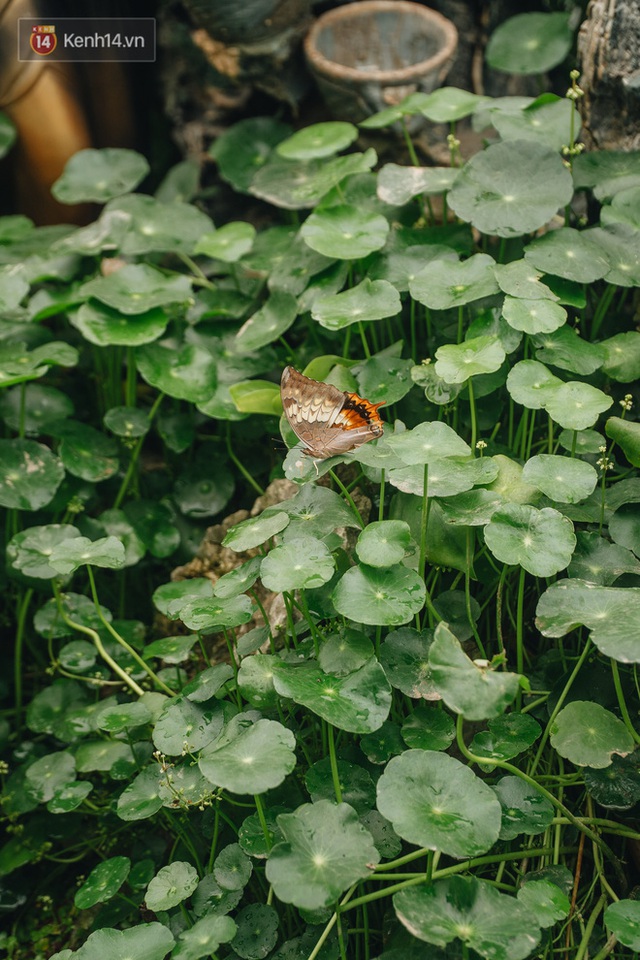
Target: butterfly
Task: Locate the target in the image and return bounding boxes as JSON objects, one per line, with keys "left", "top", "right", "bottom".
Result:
{"left": 280, "top": 366, "right": 385, "bottom": 460}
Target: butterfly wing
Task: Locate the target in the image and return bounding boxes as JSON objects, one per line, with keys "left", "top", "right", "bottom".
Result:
{"left": 280, "top": 366, "right": 384, "bottom": 460}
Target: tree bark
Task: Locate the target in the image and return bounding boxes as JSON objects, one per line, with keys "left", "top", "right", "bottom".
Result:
{"left": 578, "top": 0, "right": 640, "bottom": 151}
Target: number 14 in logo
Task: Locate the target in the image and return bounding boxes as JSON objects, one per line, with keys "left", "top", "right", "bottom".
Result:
{"left": 30, "top": 25, "right": 57, "bottom": 56}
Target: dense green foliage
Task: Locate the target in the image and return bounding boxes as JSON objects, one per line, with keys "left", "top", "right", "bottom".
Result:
{"left": 2, "top": 68, "right": 640, "bottom": 960}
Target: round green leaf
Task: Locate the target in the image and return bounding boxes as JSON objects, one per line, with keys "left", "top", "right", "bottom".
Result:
{"left": 277, "top": 122, "right": 358, "bottom": 160}
{"left": 103, "top": 406, "right": 150, "bottom": 439}
{"left": 354, "top": 352, "right": 415, "bottom": 405}
{"left": 48, "top": 780, "right": 93, "bottom": 813}
{"left": 332, "top": 564, "right": 426, "bottom": 627}
{"left": 492, "top": 97, "right": 580, "bottom": 152}
{"left": 70, "top": 301, "right": 169, "bottom": 346}
{"left": 214, "top": 843, "right": 252, "bottom": 892}
{"left": 493, "top": 776, "right": 554, "bottom": 840}
{"left": 486, "top": 11, "right": 573, "bottom": 74}
{"left": 401, "top": 705, "right": 455, "bottom": 751}
{"left": 545, "top": 381, "right": 613, "bottom": 430}
{"left": 145, "top": 861, "right": 199, "bottom": 911}
{"left": 199, "top": 718, "right": 296, "bottom": 794}
{"left": 606, "top": 417, "right": 640, "bottom": 467}
{"left": 59, "top": 640, "right": 97, "bottom": 673}
{"left": 306, "top": 757, "right": 376, "bottom": 814}
{"left": 72, "top": 923, "right": 174, "bottom": 960}
{"left": 0, "top": 383, "right": 73, "bottom": 435}
{"left": 429, "top": 623, "right": 521, "bottom": 721}
{"left": 122, "top": 500, "right": 180, "bottom": 559}
{"left": 239, "top": 809, "right": 285, "bottom": 861}
{"left": 25, "top": 751, "right": 76, "bottom": 802}
{"left": 0, "top": 340, "right": 77, "bottom": 389}
{"left": 214, "top": 558, "right": 262, "bottom": 600}
{"left": 604, "top": 899, "right": 640, "bottom": 950}
{"left": 172, "top": 462, "right": 234, "bottom": 519}
{"left": 435, "top": 335, "right": 506, "bottom": 383}
{"left": 222, "top": 511, "right": 290, "bottom": 552}
{"left": 7, "top": 524, "right": 80, "bottom": 579}
{"left": 249, "top": 150, "right": 376, "bottom": 209}
{"left": 312, "top": 278, "right": 400, "bottom": 330}
{"left": 116, "top": 766, "right": 162, "bottom": 821}
{"left": 75, "top": 856, "right": 131, "bottom": 909}
{"left": 485, "top": 503, "right": 576, "bottom": 576}
{"left": 502, "top": 296, "right": 566, "bottom": 334}
{"left": 272, "top": 658, "right": 391, "bottom": 734}
{"left": 178, "top": 595, "right": 253, "bottom": 633}
{"left": 524, "top": 228, "right": 609, "bottom": 282}
{"left": 97, "top": 701, "right": 152, "bottom": 733}
{"left": 236, "top": 291, "right": 298, "bottom": 351}
{"left": 377, "top": 750, "right": 502, "bottom": 857}
{"left": 52, "top": 148, "right": 149, "bottom": 203}
{"left": 601, "top": 332, "right": 640, "bottom": 382}
{"left": 318, "top": 628, "right": 374, "bottom": 677}
{"left": 237, "top": 655, "right": 278, "bottom": 710}
{"left": 54, "top": 420, "right": 119, "bottom": 482}
{"left": 420, "top": 87, "right": 490, "bottom": 123}
{"left": 506, "top": 359, "right": 561, "bottom": 410}
{"left": 355, "top": 521, "right": 414, "bottom": 567}
{"left": 533, "top": 326, "right": 605, "bottom": 376}
{"left": 379, "top": 627, "right": 437, "bottom": 700}
{"left": 537, "top": 579, "right": 640, "bottom": 662}
{"left": 210, "top": 116, "right": 291, "bottom": 193}
{"left": 410, "top": 253, "right": 498, "bottom": 309}
{"left": 158, "top": 760, "right": 212, "bottom": 809}
{"left": 448, "top": 141, "right": 573, "bottom": 237}
{"left": 377, "top": 164, "right": 458, "bottom": 204}
{"left": 601, "top": 185, "right": 640, "bottom": 229}
{"left": 104, "top": 194, "right": 213, "bottom": 255}
{"left": 49, "top": 536, "right": 126, "bottom": 575}
{"left": 231, "top": 903, "right": 278, "bottom": 960}
{"left": 385, "top": 421, "right": 471, "bottom": 465}
{"left": 182, "top": 663, "right": 234, "bottom": 702}
{"left": 360, "top": 90, "right": 433, "bottom": 128}
{"left": 80, "top": 263, "right": 192, "bottom": 315}
{"left": 360, "top": 720, "right": 404, "bottom": 765}
{"left": 173, "top": 914, "right": 237, "bottom": 960}
{"left": 75, "top": 740, "right": 131, "bottom": 774}
{"left": 153, "top": 697, "right": 225, "bottom": 756}
{"left": 265, "top": 800, "right": 380, "bottom": 910}
{"left": 588, "top": 224, "right": 640, "bottom": 286}
{"left": 53, "top": 209, "right": 130, "bottom": 256}
{"left": 0, "top": 439, "right": 64, "bottom": 510}
{"left": 494, "top": 259, "right": 558, "bottom": 300}
{"left": 517, "top": 879, "right": 570, "bottom": 928}
{"left": 301, "top": 204, "right": 389, "bottom": 259}
{"left": 191, "top": 871, "right": 243, "bottom": 919}
{"left": 522, "top": 454, "right": 598, "bottom": 504}
{"left": 550, "top": 701, "right": 634, "bottom": 768}
{"left": 260, "top": 535, "right": 335, "bottom": 592}
{"left": 153, "top": 577, "right": 213, "bottom": 618}
{"left": 194, "top": 222, "right": 256, "bottom": 262}
{"left": 33, "top": 594, "right": 111, "bottom": 642}
{"left": 136, "top": 340, "right": 216, "bottom": 402}
{"left": 569, "top": 531, "right": 640, "bottom": 585}
{"left": 394, "top": 876, "right": 540, "bottom": 959}
{"left": 470, "top": 713, "right": 541, "bottom": 762}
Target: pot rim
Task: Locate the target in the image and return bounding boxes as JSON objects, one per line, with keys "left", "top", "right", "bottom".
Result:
{"left": 304, "top": 0, "right": 458, "bottom": 85}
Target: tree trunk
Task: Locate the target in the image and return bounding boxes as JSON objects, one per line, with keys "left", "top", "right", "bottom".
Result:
{"left": 578, "top": 0, "right": 640, "bottom": 151}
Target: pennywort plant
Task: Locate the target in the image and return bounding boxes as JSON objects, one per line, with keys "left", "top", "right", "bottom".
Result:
{"left": 2, "top": 77, "right": 640, "bottom": 960}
